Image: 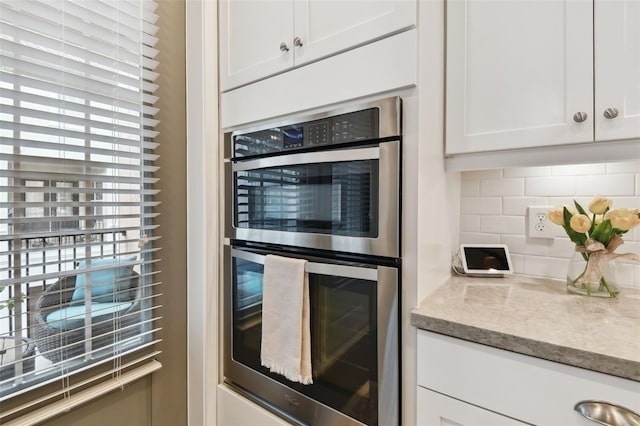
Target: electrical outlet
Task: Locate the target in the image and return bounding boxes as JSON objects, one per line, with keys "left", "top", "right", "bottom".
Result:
{"left": 527, "top": 206, "right": 556, "bottom": 238}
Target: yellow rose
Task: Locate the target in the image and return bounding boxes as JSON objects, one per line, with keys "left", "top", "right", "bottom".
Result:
{"left": 569, "top": 214, "right": 591, "bottom": 233}
{"left": 605, "top": 208, "right": 640, "bottom": 231}
{"left": 588, "top": 195, "right": 612, "bottom": 215}
{"left": 547, "top": 207, "right": 565, "bottom": 226}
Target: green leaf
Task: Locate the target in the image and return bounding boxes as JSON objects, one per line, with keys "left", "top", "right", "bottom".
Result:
{"left": 591, "top": 219, "right": 613, "bottom": 246}
{"left": 574, "top": 200, "right": 588, "bottom": 216}
{"left": 563, "top": 207, "right": 587, "bottom": 246}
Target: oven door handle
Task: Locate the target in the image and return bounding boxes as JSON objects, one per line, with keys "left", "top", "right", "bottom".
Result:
{"left": 230, "top": 248, "right": 378, "bottom": 281}
{"left": 232, "top": 146, "right": 381, "bottom": 172}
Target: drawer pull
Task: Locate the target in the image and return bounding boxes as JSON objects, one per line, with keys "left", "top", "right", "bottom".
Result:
{"left": 574, "top": 400, "right": 640, "bottom": 426}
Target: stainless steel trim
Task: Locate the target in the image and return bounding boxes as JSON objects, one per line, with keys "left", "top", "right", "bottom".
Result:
{"left": 232, "top": 146, "right": 380, "bottom": 172}
{"left": 226, "top": 140, "right": 400, "bottom": 258}
{"left": 376, "top": 266, "right": 399, "bottom": 426}
{"left": 224, "top": 95, "right": 401, "bottom": 145}
{"left": 223, "top": 245, "right": 399, "bottom": 426}
{"left": 574, "top": 400, "right": 640, "bottom": 426}
{"left": 230, "top": 248, "right": 379, "bottom": 281}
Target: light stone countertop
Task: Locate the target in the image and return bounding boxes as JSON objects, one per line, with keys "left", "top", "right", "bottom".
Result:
{"left": 410, "top": 274, "right": 640, "bottom": 382}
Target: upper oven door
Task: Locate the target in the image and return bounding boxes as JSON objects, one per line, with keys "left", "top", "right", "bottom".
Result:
{"left": 225, "top": 140, "right": 400, "bottom": 258}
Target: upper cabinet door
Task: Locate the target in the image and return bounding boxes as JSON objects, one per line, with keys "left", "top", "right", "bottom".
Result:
{"left": 446, "top": 0, "right": 594, "bottom": 155}
{"left": 219, "top": 0, "right": 294, "bottom": 91}
{"left": 594, "top": 0, "right": 640, "bottom": 141}
{"left": 293, "top": 0, "right": 415, "bottom": 66}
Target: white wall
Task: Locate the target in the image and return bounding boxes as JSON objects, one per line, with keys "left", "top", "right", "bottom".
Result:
{"left": 459, "top": 161, "right": 640, "bottom": 288}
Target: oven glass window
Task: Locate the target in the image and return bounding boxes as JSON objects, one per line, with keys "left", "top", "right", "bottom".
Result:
{"left": 234, "top": 160, "right": 379, "bottom": 238}
{"left": 232, "top": 256, "right": 379, "bottom": 425}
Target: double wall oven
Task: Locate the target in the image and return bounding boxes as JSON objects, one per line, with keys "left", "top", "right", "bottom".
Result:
{"left": 224, "top": 97, "right": 402, "bottom": 425}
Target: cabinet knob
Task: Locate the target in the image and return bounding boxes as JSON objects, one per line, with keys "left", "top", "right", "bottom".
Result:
{"left": 279, "top": 42, "right": 290, "bottom": 52}
{"left": 293, "top": 36, "right": 303, "bottom": 47}
{"left": 603, "top": 107, "right": 619, "bottom": 119}
{"left": 573, "top": 112, "right": 588, "bottom": 123}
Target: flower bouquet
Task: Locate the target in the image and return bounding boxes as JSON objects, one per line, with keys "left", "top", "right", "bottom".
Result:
{"left": 548, "top": 196, "right": 640, "bottom": 297}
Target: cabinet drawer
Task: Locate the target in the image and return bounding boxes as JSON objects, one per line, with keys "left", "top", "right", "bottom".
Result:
{"left": 417, "top": 330, "right": 640, "bottom": 425}
{"left": 417, "top": 387, "right": 527, "bottom": 426}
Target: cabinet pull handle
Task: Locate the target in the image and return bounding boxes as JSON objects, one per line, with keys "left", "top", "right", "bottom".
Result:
{"left": 279, "top": 42, "right": 290, "bottom": 52}
{"left": 574, "top": 400, "right": 640, "bottom": 426}
{"left": 573, "top": 112, "right": 588, "bottom": 123}
{"left": 603, "top": 108, "right": 619, "bottom": 119}
{"left": 293, "top": 36, "right": 303, "bottom": 47}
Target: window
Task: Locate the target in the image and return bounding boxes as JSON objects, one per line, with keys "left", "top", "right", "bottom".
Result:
{"left": 0, "top": 0, "right": 161, "bottom": 418}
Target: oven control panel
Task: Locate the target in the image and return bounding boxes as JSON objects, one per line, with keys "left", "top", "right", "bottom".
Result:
{"left": 233, "top": 107, "right": 380, "bottom": 157}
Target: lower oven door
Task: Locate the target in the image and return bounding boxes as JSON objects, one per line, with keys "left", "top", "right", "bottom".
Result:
{"left": 223, "top": 245, "right": 399, "bottom": 426}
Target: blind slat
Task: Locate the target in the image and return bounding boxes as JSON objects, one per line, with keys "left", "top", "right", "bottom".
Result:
{"left": 0, "top": 56, "right": 158, "bottom": 105}
{"left": 0, "top": 185, "right": 160, "bottom": 195}
{"left": 0, "top": 103, "right": 159, "bottom": 139}
{"left": 0, "top": 136, "right": 160, "bottom": 161}
{"left": 0, "top": 225, "right": 159, "bottom": 245}
{"left": 1, "top": 1, "right": 158, "bottom": 52}
{"left": 0, "top": 23, "right": 153, "bottom": 80}
{"left": 0, "top": 5, "right": 157, "bottom": 71}
{"left": 0, "top": 169, "right": 160, "bottom": 184}
{"left": 0, "top": 355, "right": 162, "bottom": 411}
{"left": 0, "top": 71, "right": 160, "bottom": 116}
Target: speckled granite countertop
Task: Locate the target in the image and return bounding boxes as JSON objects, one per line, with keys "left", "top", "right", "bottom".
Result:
{"left": 410, "top": 275, "right": 640, "bottom": 382}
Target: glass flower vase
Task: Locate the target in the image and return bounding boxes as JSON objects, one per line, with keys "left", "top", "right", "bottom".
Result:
{"left": 566, "top": 250, "right": 619, "bottom": 298}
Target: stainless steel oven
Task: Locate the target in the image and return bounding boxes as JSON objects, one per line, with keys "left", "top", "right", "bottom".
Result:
{"left": 223, "top": 97, "right": 402, "bottom": 425}
{"left": 224, "top": 245, "right": 399, "bottom": 426}
{"left": 224, "top": 96, "right": 401, "bottom": 259}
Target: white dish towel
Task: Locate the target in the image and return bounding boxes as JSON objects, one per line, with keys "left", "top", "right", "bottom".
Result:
{"left": 260, "top": 254, "right": 313, "bottom": 385}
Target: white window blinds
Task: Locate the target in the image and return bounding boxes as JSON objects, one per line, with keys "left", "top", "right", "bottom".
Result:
{"left": 0, "top": 0, "right": 161, "bottom": 412}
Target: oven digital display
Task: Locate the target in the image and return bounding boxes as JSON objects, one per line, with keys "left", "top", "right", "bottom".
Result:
{"left": 282, "top": 125, "right": 304, "bottom": 149}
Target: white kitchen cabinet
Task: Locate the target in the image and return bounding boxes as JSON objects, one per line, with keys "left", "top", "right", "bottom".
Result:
{"left": 219, "top": 0, "right": 415, "bottom": 91}
{"left": 445, "top": 0, "right": 640, "bottom": 156}
{"left": 595, "top": 0, "right": 640, "bottom": 141}
{"left": 417, "top": 387, "right": 527, "bottom": 426}
{"left": 218, "top": 1, "right": 294, "bottom": 92}
{"left": 417, "top": 330, "right": 640, "bottom": 425}
{"left": 217, "top": 385, "right": 290, "bottom": 426}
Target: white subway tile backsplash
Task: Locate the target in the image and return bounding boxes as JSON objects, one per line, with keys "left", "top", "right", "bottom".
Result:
{"left": 523, "top": 256, "right": 568, "bottom": 280}
{"left": 460, "top": 215, "right": 481, "bottom": 232}
{"left": 461, "top": 169, "right": 503, "bottom": 181}
{"left": 460, "top": 163, "right": 640, "bottom": 287}
{"left": 574, "top": 174, "right": 635, "bottom": 196}
{"left": 525, "top": 176, "right": 576, "bottom": 196}
{"left": 503, "top": 166, "right": 551, "bottom": 178}
{"left": 547, "top": 237, "right": 575, "bottom": 258}
{"left": 503, "top": 197, "right": 549, "bottom": 215}
{"left": 460, "top": 197, "right": 502, "bottom": 215}
{"left": 551, "top": 163, "right": 606, "bottom": 176}
{"left": 480, "top": 178, "right": 523, "bottom": 197}
{"left": 606, "top": 160, "right": 640, "bottom": 174}
{"left": 461, "top": 179, "right": 480, "bottom": 197}
{"left": 509, "top": 253, "right": 525, "bottom": 274}
{"left": 501, "top": 235, "right": 549, "bottom": 256}
{"left": 480, "top": 215, "right": 525, "bottom": 235}
{"left": 459, "top": 232, "right": 501, "bottom": 244}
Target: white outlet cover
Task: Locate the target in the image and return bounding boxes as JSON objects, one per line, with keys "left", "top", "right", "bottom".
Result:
{"left": 527, "top": 206, "right": 556, "bottom": 238}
